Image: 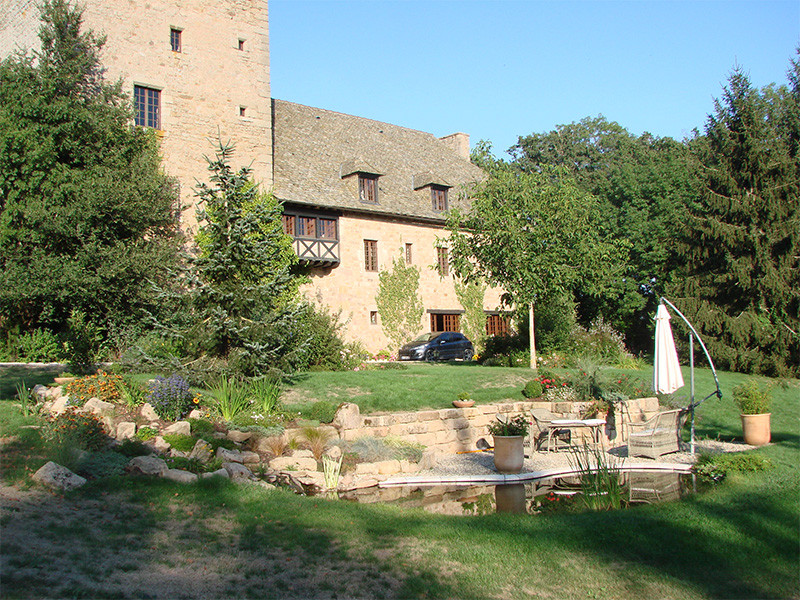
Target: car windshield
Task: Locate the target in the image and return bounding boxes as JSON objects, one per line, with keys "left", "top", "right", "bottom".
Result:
{"left": 412, "top": 333, "right": 439, "bottom": 343}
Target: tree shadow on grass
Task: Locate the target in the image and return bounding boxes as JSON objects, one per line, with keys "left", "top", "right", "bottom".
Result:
{"left": 0, "top": 363, "right": 63, "bottom": 399}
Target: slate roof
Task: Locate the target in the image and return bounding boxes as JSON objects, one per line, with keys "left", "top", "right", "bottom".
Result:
{"left": 271, "top": 99, "right": 484, "bottom": 222}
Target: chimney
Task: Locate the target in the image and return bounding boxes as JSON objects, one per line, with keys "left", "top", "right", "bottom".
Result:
{"left": 439, "top": 132, "right": 470, "bottom": 160}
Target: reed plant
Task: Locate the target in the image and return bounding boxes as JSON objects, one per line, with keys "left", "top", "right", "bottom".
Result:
{"left": 568, "top": 443, "right": 626, "bottom": 510}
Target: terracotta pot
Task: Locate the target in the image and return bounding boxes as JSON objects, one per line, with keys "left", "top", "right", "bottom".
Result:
{"left": 493, "top": 435, "right": 524, "bottom": 474}
{"left": 53, "top": 377, "right": 75, "bottom": 385}
{"left": 453, "top": 400, "right": 475, "bottom": 408}
{"left": 741, "top": 413, "right": 771, "bottom": 446}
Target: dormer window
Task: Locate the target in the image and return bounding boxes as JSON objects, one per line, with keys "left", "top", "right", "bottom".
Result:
{"left": 431, "top": 185, "right": 448, "bottom": 212}
{"left": 359, "top": 174, "right": 379, "bottom": 204}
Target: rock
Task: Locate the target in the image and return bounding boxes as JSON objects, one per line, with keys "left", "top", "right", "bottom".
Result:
{"left": 153, "top": 436, "right": 171, "bottom": 453}
{"left": 325, "top": 446, "right": 342, "bottom": 460}
{"left": 269, "top": 456, "right": 318, "bottom": 471}
{"left": 419, "top": 448, "right": 439, "bottom": 470}
{"left": 163, "top": 421, "right": 191, "bottom": 436}
{"left": 223, "top": 462, "right": 253, "bottom": 481}
{"left": 116, "top": 422, "right": 136, "bottom": 440}
{"left": 241, "top": 451, "right": 260, "bottom": 464}
{"left": 32, "top": 462, "right": 87, "bottom": 491}
{"left": 189, "top": 439, "right": 213, "bottom": 463}
{"left": 292, "top": 449, "right": 315, "bottom": 459}
{"left": 84, "top": 398, "right": 115, "bottom": 417}
{"left": 49, "top": 396, "right": 70, "bottom": 415}
{"left": 32, "top": 384, "right": 49, "bottom": 400}
{"left": 217, "top": 447, "right": 243, "bottom": 463}
{"left": 163, "top": 469, "right": 198, "bottom": 484}
{"left": 333, "top": 402, "right": 361, "bottom": 430}
{"left": 227, "top": 430, "right": 252, "bottom": 443}
{"left": 201, "top": 468, "right": 230, "bottom": 480}
{"left": 287, "top": 471, "right": 325, "bottom": 495}
{"left": 187, "top": 409, "right": 204, "bottom": 419}
{"left": 127, "top": 455, "right": 168, "bottom": 476}
{"left": 140, "top": 403, "right": 159, "bottom": 421}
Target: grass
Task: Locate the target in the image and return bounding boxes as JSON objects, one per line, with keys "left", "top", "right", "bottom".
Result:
{"left": 0, "top": 362, "right": 798, "bottom": 598}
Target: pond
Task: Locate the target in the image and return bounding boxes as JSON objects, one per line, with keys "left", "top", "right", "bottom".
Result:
{"left": 338, "top": 470, "right": 705, "bottom": 516}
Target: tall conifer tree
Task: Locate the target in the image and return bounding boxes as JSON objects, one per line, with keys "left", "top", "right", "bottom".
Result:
{"left": 671, "top": 57, "right": 800, "bottom": 376}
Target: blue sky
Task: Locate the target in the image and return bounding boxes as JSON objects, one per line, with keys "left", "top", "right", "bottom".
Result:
{"left": 270, "top": 0, "right": 799, "bottom": 157}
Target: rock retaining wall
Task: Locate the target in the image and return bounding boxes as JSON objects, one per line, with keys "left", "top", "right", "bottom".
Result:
{"left": 334, "top": 397, "right": 662, "bottom": 456}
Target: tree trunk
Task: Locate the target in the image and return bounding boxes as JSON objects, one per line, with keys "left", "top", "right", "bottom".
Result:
{"left": 529, "top": 302, "right": 537, "bottom": 370}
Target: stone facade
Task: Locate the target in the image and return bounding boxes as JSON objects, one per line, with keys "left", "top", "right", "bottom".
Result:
{"left": 0, "top": 0, "right": 272, "bottom": 232}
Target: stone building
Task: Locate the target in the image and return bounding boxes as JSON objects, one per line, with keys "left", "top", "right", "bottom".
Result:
{"left": 1, "top": 0, "right": 507, "bottom": 353}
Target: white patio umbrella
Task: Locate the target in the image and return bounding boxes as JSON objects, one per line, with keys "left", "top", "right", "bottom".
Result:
{"left": 653, "top": 303, "right": 684, "bottom": 394}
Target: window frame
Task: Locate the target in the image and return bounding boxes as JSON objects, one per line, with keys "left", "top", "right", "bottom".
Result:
{"left": 170, "top": 28, "right": 182, "bottom": 52}
{"left": 431, "top": 185, "right": 449, "bottom": 212}
{"left": 364, "top": 239, "right": 378, "bottom": 272}
{"left": 436, "top": 246, "right": 450, "bottom": 276}
{"left": 134, "top": 85, "right": 161, "bottom": 129}
{"left": 405, "top": 243, "right": 413, "bottom": 264}
{"left": 359, "top": 174, "right": 379, "bottom": 204}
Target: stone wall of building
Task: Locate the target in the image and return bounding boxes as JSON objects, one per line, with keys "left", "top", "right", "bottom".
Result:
{"left": 0, "top": 0, "right": 272, "bottom": 232}
{"left": 303, "top": 211, "right": 507, "bottom": 354}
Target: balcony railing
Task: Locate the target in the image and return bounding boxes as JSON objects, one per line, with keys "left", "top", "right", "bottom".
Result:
{"left": 293, "top": 237, "right": 340, "bottom": 266}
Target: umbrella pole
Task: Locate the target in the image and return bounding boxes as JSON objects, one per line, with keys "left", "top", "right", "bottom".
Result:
{"left": 690, "top": 333, "right": 696, "bottom": 456}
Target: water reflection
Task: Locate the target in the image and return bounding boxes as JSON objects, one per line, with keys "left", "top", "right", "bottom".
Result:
{"left": 338, "top": 471, "right": 700, "bottom": 516}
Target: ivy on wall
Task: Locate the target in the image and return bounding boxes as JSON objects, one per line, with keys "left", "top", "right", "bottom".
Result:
{"left": 376, "top": 254, "right": 425, "bottom": 352}
{"left": 455, "top": 279, "right": 487, "bottom": 351}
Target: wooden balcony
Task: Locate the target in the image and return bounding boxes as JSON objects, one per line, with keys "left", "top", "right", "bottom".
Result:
{"left": 293, "top": 237, "right": 340, "bottom": 266}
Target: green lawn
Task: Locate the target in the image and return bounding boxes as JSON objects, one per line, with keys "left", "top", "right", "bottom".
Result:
{"left": 1, "top": 363, "right": 798, "bottom": 599}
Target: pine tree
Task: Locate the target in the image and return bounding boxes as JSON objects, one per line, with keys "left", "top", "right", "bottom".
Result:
{"left": 187, "top": 139, "right": 303, "bottom": 376}
{"left": 670, "top": 58, "right": 800, "bottom": 376}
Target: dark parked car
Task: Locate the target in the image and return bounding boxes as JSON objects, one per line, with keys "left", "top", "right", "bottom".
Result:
{"left": 398, "top": 332, "right": 474, "bottom": 362}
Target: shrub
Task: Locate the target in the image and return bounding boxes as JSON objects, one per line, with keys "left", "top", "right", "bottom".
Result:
{"left": 76, "top": 451, "right": 128, "bottom": 479}
{"left": 693, "top": 451, "right": 772, "bottom": 481}
{"left": 64, "top": 309, "right": 101, "bottom": 373}
{"left": 261, "top": 435, "right": 289, "bottom": 457}
{"left": 301, "top": 426, "right": 333, "bottom": 460}
{"left": 162, "top": 433, "right": 197, "bottom": 452}
{"left": 522, "top": 380, "right": 543, "bottom": 399}
{"left": 383, "top": 437, "right": 425, "bottom": 463}
{"left": 44, "top": 407, "right": 107, "bottom": 451}
{"left": 732, "top": 380, "right": 772, "bottom": 414}
{"left": 114, "top": 438, "right": 152, "bottom": 457}
{"left": 188, "top": 418, "right": 216, "bottom": 436}
{"left": 308, "top": 400, "right": 338, "bottom": 424}
{"left": 567, "top": 318, "right": 631, "bottom": 365}
{"left": 18, "top": 329, "right": 62, "bottom": 362}
{"left": 66, "top": 371, "right": 123, "bottom": 405}
{"left": 135, "top": 426, "right": 159, "bottom": 441}
{"left": 147, "top": 374, "right": 193, "bottom": 421}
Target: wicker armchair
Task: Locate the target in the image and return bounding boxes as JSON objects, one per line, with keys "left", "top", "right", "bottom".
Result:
{"left": 530, "top": 409, "right": 572, "bottom": 452}
{"left": 627, "top": 409, "right": 686, "bottom": 459}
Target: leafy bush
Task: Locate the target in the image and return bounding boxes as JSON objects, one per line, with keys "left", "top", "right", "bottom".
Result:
{"left": 522, "top": 380, "right": 543, "bottom": 399}
{"left": 76, "top": 451, "right": 129, "bottom": 479}
{"left": 114, "top": 438, "right": 152, "bottom": 457}
{"left": 732, "top": 379, "right": 772, "bottom": 414}
{"left": 135, "top": 426, "right": 159, "bottom": 441}
{"left": 294, "top": 304, "right": 364, "bottom": 372}
{"left": 300, "top": 400, "right": 339, "bottom": 424}
{"left": 18, "top": 329, "right": 62, "bottom": 362}
{"left": 65, "top": 371, "right": 123, "bottom": 405}
{"left": 567, "top": 318, "right": 631, "bottom": 365}
{"left": 147, "top": 374, "right": 192, "bottom": 421}
{"left": 693, "top": 451, "right": 772, "bottom": 481}
{"left": 188, "top": 418, "right": 216, "bottom": 436}
{"left": 487, "top": 414, "right": 528, "bottom": 437}
{"left": 64, "top": 309, "right": 101, "bottom": 373}
{"left": 162, "top": 433, "right": 197, "bottom": 452}
{"left": 44, "top": 407, "right": 107, "bottom": 451}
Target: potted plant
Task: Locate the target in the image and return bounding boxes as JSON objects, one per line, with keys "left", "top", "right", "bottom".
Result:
{"left": 488, "top": 414, "right": 528, "bottom": 474}
{"left": 732, "top": 379, "right": 772, "bottom": 446}
{"left": 453, "top": 391, "right": 475, "bottom": 408}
